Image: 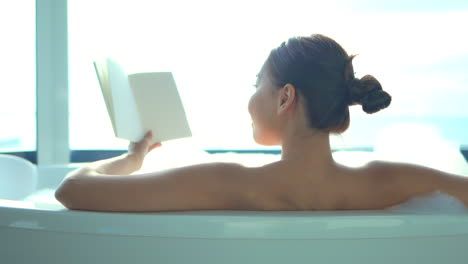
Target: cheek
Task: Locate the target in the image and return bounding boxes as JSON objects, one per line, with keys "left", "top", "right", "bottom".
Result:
{"left": 248, "top": 93, "right": 258, "bottom": 118}
{"left": 247, "top": 91, "right": 280, "bottom": 145}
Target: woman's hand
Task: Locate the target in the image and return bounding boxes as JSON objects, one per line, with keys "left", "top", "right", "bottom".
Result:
{"left": 57, "top": 131, "right": 163, "bottom": 183}
{"left": 128, "top": 130, "right": 162, "bottom": 169}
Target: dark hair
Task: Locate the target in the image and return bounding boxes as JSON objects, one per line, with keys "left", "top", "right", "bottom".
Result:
{"left": 265, "top": 34, "right": 391, "bottom": 134}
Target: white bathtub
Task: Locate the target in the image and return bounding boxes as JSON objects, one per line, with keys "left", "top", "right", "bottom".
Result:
{"left": 1, "top": 148, "right": 468, "bottom": 264}
{"left": 2, "top": 197, "right": 468, "bottom": 264}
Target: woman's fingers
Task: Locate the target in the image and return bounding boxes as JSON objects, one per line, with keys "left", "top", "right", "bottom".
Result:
{"left": 144, "top": 130, "right": 153, "bottom": 142}
{"left": 148, "top": 142, "right": 162, "bottom": 152}
{"left": 142, "top": 130, "right": 162, "bottom": 152}
{"left": 128, "top": 130, "right": 162, "bottom": 156}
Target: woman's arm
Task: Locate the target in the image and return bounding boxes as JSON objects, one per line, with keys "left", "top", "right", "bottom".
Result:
{"left": 54, "top": 131, "right": 263, "bottom": 212}
{"left": 55, "top": 161, "right": 257, "bottom": 212}
{"left": 369, "top": 161, "right": 468, "bottom": 208}
{"left": 61, "top": 131, "right": 162, "bottom": 182}
{"left": 62, "top": 153, "right": 142, "bottom": 181}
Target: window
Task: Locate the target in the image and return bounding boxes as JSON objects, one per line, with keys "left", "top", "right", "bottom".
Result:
{"left": 0, "top": 1, "right": 36, "bottom": 153}
{"left": 68, "top": 0, "right": 468, "bottom": 154}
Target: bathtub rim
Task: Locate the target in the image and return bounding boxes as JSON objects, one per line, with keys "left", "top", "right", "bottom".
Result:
{"left": 2, "top": 199, "right": 468, "bottom": 240}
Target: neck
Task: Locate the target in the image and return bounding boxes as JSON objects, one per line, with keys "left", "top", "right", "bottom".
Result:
{"left": 280, "top": 126, "right": 334, "bottom": 167}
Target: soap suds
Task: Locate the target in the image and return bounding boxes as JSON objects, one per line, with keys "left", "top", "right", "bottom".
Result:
{"left": 386, "top": 190, "right": 468, "bottom": 213}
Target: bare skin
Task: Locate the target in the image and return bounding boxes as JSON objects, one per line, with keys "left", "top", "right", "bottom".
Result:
{"left": 246, "top": 66, "right": 468, "bottom": 210}
{"left": 54, "top": 66, "right": 468, "bottom": 212}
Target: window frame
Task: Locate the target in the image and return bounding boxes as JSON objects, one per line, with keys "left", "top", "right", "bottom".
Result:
{"left": 35, "top": 0, "right": 70, "bottom": 165}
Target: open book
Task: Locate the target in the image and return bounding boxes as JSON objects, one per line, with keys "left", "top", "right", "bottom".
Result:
{"left": 93, "top": 58, "right": 192, "bottom": 144}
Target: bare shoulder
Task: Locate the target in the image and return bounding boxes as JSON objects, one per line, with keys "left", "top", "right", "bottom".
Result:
{"left": 139, "top": 161, "right": 300, "bottom": 211}
{"left": 359, "top": 160, "right": 468, "bottom": 207}
{"left": 365, "top": 160, "right": 467, "bottom": 182}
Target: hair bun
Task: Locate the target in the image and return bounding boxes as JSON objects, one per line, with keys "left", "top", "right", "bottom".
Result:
{"left": 348, "top": 75, "right": 391, "bottom": 114}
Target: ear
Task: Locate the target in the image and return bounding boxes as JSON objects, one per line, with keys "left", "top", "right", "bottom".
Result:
{"left": 277, "top": 83, "right": 296, "bottom": 115}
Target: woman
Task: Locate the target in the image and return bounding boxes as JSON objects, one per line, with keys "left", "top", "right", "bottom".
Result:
{"left": 55, "top": 34, "right": 468, "bottom": 212}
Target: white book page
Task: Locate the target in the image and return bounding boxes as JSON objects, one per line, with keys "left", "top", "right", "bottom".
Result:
{"left": 106, "top": 58, "right": 144, "bottom": 142}
{"left": 93, "top": 60, "right": 117, "bottom": 134}
{"left": 128, "top": 72, "right": 192, "bottom": 144}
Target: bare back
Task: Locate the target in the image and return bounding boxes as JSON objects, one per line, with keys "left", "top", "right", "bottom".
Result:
{"left": 248, "top": 160, "right": 468, "bottom": 211}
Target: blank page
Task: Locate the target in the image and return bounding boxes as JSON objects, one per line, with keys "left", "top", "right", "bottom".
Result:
{"left": 128, "top": 72, "right": 192, "bottom": 144}
{"left": 106, "top": 58, "right": 144, "bottom": 142}
{"left": 93, "top": 60, "right": 116, "bottom": 133}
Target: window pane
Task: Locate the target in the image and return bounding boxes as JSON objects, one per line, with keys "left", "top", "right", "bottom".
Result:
{"left": 0, "top": 1, "right": 36, "bottom": 152}
{"left": 69, "top": 0, "right": 468, "bottom": 151}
